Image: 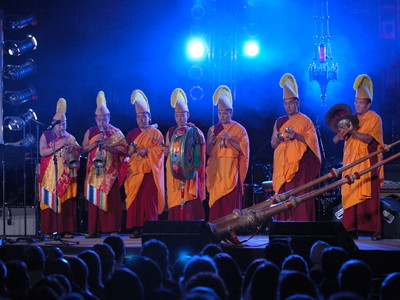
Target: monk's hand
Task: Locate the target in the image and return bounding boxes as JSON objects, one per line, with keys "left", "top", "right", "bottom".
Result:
{"left": 162, "top": 146, "right": 169, "bottom": 156}
{"left": 138, "top": 149, "right": 148, "bottom": 157}
{"left": 220, "top": 131, "right": 231, "bottom": 142}
{"left": 347, "top": 122, "right": 356, "bottom": 134}
{"left": 286, "top": 128, "right": 297, "bottom": 140}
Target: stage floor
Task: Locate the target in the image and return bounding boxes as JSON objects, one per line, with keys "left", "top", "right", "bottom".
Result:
{"left": 1, "top": 233, "right": 399, "bottom": 277}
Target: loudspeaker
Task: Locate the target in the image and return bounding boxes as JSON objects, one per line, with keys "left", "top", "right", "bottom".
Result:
{"left": 269, "top": 221, "right": 359, "bottom": 259}
{"left": 0, "top": 206, "right": 36, "bottom": 236}
{"left": 142, "top": 220, "right": 218, "bottom": 260}
{"left": 381, "top": 197, "right": 400, "bottom": 239}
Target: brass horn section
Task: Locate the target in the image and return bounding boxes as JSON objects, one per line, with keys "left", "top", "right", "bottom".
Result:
{"left": 208, "top": 142, "right": 400, "bottom": 242}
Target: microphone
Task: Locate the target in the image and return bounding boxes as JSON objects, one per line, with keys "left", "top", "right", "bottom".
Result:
{"left": 7, "top": 207, "right": 12, "bottom": 225}
{"left": 46, "top": 119, "right": 61, "bottom": 130}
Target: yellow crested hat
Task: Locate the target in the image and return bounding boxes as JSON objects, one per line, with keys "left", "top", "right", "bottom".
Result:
{"left": 53, "top": 98, "right": 67, "bottom": 121}
{"left": 131, "top": 89, "right": 150, "bottom": 114}
{"left": 213, "top": 85, "right": 233, "bottom": 110}
{"left": 171, "top": 88, "right": 189, "bottom": 113}
{"left": 280, "top": 73, "right": 299, "bottom": 99}
{"left": 95, "top": 91, "right": 110, "bottom": 115}
{"left": 354, "top": 74, "right": 373, "bottom": 102}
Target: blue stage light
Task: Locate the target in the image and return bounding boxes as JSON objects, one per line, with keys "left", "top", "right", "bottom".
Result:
{"left": 188, "top": 40, "right": 205, "bottom": 58}
{"left": 244, "top": 41, "right": 259, "bottom": 57}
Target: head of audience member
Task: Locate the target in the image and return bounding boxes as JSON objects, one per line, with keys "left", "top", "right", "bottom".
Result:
{"left": 125, "top": 255, "right": 162, "bottom": 299}
{"left": 6, "top": 259, "right": 30, "bottom": 299}
{"left": 277, "top": 270, "right": 319, "bottom": 300}
{"left": 0, "top": 260, "right": 7, "bottom": 296}
{"left": 182, "top": 255, "right": 218, "bottom": 286}
{"left": 338, "top": 259, "right": 372, "bottom": 299}
{"left": 200, "top": 243, "right": 224, "bottom": 258}
{"left": 173, "top": 255, "right": 192, "bottom": 283}
{"left": 241, "top": 258, "right": 268, "bottom": 298}
{"left": 183, "top": 286, "right": 222, "bottom": 300}
{"left": 49, "top": 273, "right": 72, "bottom": 295}
{"left": 140, "top": 238, "right": 171, "bottom": 280}
{"left": 264, "top": 238, "right": 293, "bottom": 269}
{"left": 213, "top": 252, "right": 242, "bottom": 300}
{"left": 78, "top": 250, "right": 104, "bottom": 293}
{"left": 321, "top": 246, "right": 349, "bottom": 280}
{"left": 93, "top": 243, "right": 116, "bottom": 284}
{"left": 66, "top": 256, "right": 89, "bottom": 291}
{"left": 380, "top": 272, "right": 400, "bottom": 300}
{"left": 45, "top": 247, "right": 64, "bottom": 261}
{"left": 282, "top": 254, "right": 309, "bottom": 275}
{"left": 26, "top": 276, "right": 63, "bottom": 300}
{"left": 45, "top": 257, "right": 72, "bottom": 282}
{"left": 309, "top": 240, "right": 330, "bottom": 284}
{"left": 22, "top": 245, "right": 46, "bottom": 273}
{"left": 103, "top": 235, "right": 126, "bottom": 268}
{"left": 183, "top": 272, "right": 228, "bottom": 300}
{"left": 244, "top": 261, "right": 280, "bottom": 300}
{"left": 104, "top": 267, "right": 144, "bottom": 300}
{"left": 326, "top": 291, "right": 364, "bottom": 300}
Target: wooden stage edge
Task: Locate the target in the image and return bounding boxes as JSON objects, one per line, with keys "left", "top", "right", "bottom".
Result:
{"left": 1, "top": 233, "right": 399, "bottom": 277}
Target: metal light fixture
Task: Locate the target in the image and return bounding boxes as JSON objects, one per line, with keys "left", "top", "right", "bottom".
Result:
{"left": 5, "top": 134, "right": 36, "bottom": 147}
{"left": 4, "top": 14, "right": 37, "bottom": 30}
{"left": 3, "top": 58, "right": 37, "bottom": 80}
{"left": 4, "top": 109, "right": 38, "bottom": 131}
{"left": 3, "top": 87, "right": 37, "bottom": 105}
{"left": 308, "top": 0, "right": 338, "bottom": 107}
{"left": 4, "top": 35, "right": 37, "bottom": 56}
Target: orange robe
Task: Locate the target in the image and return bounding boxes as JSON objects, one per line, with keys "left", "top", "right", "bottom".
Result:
{"left": 272, "top": 112, "right": 321, "bottom": 195}
{"left": 341, "top": 110, "right": 384, "bottom": 209}
{"left": 166, "top": 125, "right": 206, "bottom": 217}
{"left": 124, "top": 127, "right": 165, "bottom": 214}
{"left": 206, "top": 121, "right": 249, "bottom": 208}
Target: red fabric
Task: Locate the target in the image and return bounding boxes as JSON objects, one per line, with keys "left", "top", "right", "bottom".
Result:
{"left": 208, "top": 184, "right": 242, "bottom": 222}
{"left": 342, "top": 140, "right": 381, "bottom": 233}
{"left": 40, "top": 198, "right": 77, "bottom": 234}
{"left": 168, "top": 197, "right": 205, "bottom": 221}
{"left": 274, "top": 148, "right": 320, "bottom": 221}
{"left": 87, "top": 179, "right": 122, "bottom": 233}
{"left": 126, "top": 172, "right": 158, "bottom": 228}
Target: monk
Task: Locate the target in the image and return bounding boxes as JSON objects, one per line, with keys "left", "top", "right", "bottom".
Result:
{"left": 340, "top": 74, "right": 384, "bottom": 241}
{"left": 271, "top": 73, "right": 321, "bottom": 221}
{"left": 206, "top": 85, "right": 249, "bottom": 222}
{"left": 163, "top": 88, "right": 206, "bottom": 221}
{"left": 124, "top": 90, "right": 165, "bottom": 238}
{"left": 39, "top": 98, "right": 81, "bottom": 238}
{"left": 82, "top": 91, "right": 127, "bottom": 238}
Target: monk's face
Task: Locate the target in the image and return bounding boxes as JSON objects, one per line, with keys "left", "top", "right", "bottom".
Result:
{"left": 283, "top": 98, "right": 299, "bottom": 116}
{"left": 218, "top": 109, "right": 233, "bottom": 124}
{"left": 54, "top": 120, "right": 67, "bottom": 136}
{"left": 354, "top": 98, "right": 371, "bottom": 116}
{"left": 95, "top": 114, "right": 110, "bottom": 130}
{"left": 175, "top": 112, "right": 189, "bottom": 127}
{"left": 136, "top": 112, "right": 150, "bottom": 129}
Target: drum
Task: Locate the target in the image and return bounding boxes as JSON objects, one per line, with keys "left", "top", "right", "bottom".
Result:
{"left": 169, "top": 126, "right": 201, "bottom": 181}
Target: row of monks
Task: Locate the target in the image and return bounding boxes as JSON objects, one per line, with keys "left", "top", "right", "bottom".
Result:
{"left": 38, "top": 73, "right": 384, "bottom": 239}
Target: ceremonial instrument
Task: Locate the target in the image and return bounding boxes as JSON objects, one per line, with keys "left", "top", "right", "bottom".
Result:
{"left": 61, "top": 132, "right": 80, "bottom": 169}
{"left": 93, "top": 127, "right": 106, "bottom": 168}
{"left": 211, "top": 140, "right": 400, "bottom": 226}
{"left": 209, "top": 149, "right": 400, "bottom": 242}
{"left": 169, "top": 125, "right": 202, "bottom": 220}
